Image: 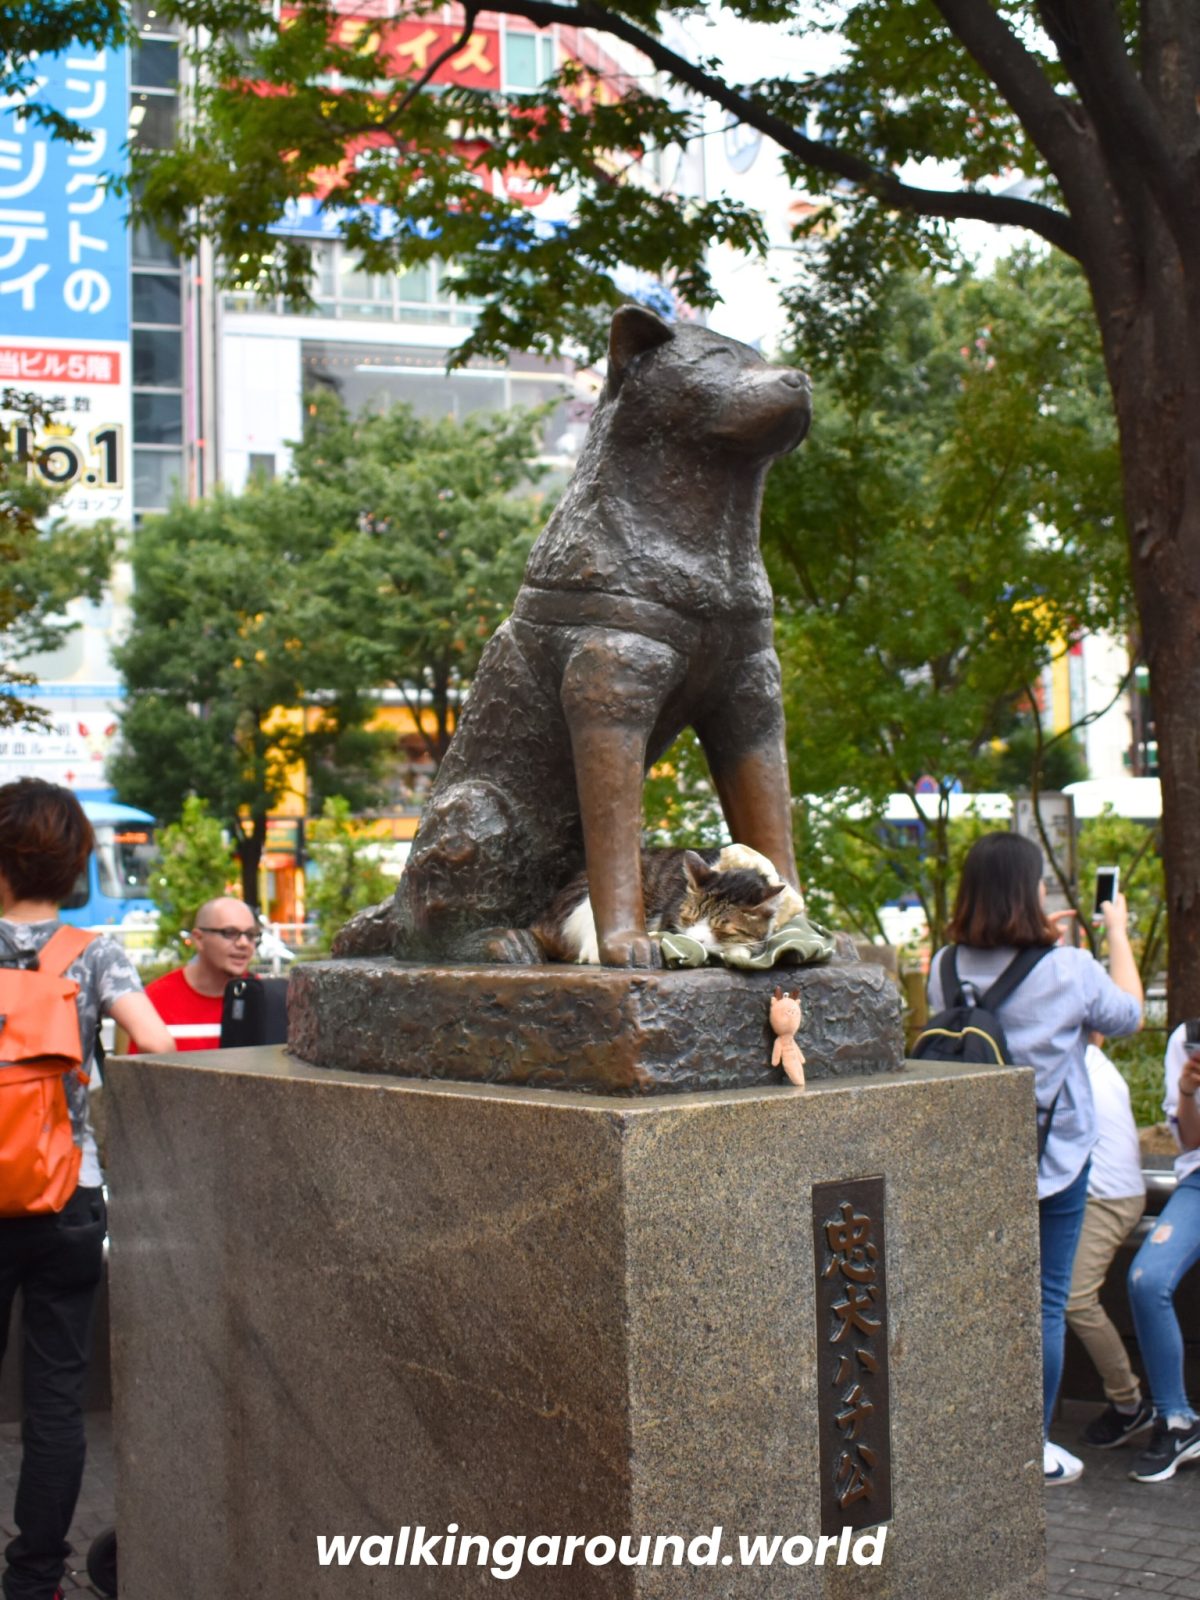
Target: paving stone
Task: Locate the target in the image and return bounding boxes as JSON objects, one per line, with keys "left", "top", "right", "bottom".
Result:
{"left": 1145, "top": 1557, "right": 1200, "bottom": 1579}
{"left": 1054, "top": 1541, "right": 1109, "bottom": 1563}
{"left": 1125, "top": 1496, "right": 1200, "bottom": 1532}
{"left": 1065, "top": 1562, "right": 1138, "bottom": 1585}
{"left": 0, "top": 1415, "right": 109, "bottom": 1598}
{"left": 1095, "top": 1531, "right": 1163, "bottom": 1553}
{"left": 1118, "top": 1570, "right": 1191, "bottom": 1592}
{"left": 4, "top": 1389, "right": 1200, "bottom": 1598}
{"left": 1044, "top": 1403, "right": 1200, "bottom": 1598}
{"left": 1134, "top": 1528, "right": 1196, "bottom": 1551}
{"left": 1099, "top": 1548, "right": 1176, "bottom": 1571}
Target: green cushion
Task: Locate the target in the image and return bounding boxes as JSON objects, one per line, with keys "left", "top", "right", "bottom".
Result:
{"left": 660, "top": 913, "right": 838, "bottom": 970}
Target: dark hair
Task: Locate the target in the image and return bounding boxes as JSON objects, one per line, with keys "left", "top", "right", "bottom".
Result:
{"left": 0, "top": 778, "right": 94, "bottom": 904}
{"left": 946, "top": 832, "right": 1057, "bottom": 949}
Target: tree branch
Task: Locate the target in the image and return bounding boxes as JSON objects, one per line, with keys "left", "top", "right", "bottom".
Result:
{"left": 1036, "top": 0, "right": 1193, "bottom": 235}
{"left": 382, "top": 7, "right": 478, "bottom": 130}
{"left": 930, "top": 0, "right": 1091, "bottom": 165}
{"left": 397, "top": 679, "right": 439, "bottom": 769}
{"left": 1041, "top": 657, "right": 1136, "bottom": 748}
{"left": 1150, "top": 1, "right": 1200, "bottom": 191}
{"left": 1023, "top": 675, "right": 1093, "bottom": 951}
{"left": 1024, "top": 658, "right": 1138, "bottom": 955}
{"left": 929, "top": 0, "right": 1117, "bottom": 257}
{"left": 491, "top": 0, "right": 1083, "bottom": 257}
{"left": 1128, "top": 815, "right": 1167, "bottom": 986}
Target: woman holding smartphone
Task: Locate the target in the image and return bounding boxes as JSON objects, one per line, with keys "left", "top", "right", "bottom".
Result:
{"left": 927, "top": 831, "right": 1143, "bottom": 1486}
{"left": 1125, "top": 1023, "right": 1200, "bottom": 1482}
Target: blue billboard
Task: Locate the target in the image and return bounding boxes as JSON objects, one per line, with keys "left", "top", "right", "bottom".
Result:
{"left": 0, "top": 44, "right": 130, "bottom": 345}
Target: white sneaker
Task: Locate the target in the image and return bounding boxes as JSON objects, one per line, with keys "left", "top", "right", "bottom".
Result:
{"left": 1044, "top": 1439, "right": 1084, "bottom": 1484}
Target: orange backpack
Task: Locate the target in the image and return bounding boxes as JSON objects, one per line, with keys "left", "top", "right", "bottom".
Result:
{"left": 0, "top": 924, "right": 96, "bottom": 1216}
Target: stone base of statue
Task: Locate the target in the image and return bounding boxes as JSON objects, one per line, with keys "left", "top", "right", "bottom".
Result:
{"left": 106, "top": 1035, "right": 1045, "bottom": 1599}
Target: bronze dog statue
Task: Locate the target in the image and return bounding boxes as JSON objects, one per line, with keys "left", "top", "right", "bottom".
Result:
{"left": 336, "top": 304, "right": 811, "bottom": 967}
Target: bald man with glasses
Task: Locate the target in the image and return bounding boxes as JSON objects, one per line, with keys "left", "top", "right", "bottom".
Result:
{"left": 132, "top": 896, "right": 262, "bottom": 1052}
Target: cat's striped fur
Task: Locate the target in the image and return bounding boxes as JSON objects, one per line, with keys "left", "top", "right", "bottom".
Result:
{"left": 531, "top": 847, "right": 783, "bottom": 964}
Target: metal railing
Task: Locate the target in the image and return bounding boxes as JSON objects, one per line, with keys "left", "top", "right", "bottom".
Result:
{"left": 83, "top": 924, "right": 163, "bottom": 969}
{"left": 255, "top": 922, "right": 324, "bottom": 975}
{"left": 85, "top": 920, "right": 323, "bottom": 974}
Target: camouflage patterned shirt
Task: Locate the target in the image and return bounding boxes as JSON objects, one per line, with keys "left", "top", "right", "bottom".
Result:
{"left": 0, "top": 917, "right": 145, "bottom": 1186}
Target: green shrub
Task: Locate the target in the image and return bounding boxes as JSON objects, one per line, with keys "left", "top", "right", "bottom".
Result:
{"left": 1107, "top": 1030, "right": 1169, "bottom": 1128}
{"left": 305, "top": 796, "right": 393, "bottom": 953}
{"left": 150, "top": 795, "right": 240, "bottom": 956}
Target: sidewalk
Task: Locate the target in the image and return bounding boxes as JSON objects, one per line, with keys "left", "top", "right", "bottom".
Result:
{"left": 0, "top": 1412, "right": 112, "bottom": 1596}
{"left": 1047, "top": 1401, "right": 1200, "bottom": 1599}
{"left": 3, "top": 1403, "right": 1200, "bottom": 1596}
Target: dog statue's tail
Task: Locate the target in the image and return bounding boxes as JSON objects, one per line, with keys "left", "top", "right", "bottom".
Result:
{"left": 331, "top": 896, "right": 395, "bottom": 958}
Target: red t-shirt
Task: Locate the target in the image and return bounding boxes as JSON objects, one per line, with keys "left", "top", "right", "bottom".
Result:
{"left": 136, "top": 966, "right": 224, "bottom": 1052}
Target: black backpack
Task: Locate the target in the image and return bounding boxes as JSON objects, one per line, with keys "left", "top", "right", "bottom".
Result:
{"left": 219, "top": 976, "right": 289, "bottom": 1048}
{"left": 912, "top": 944, "right": 1059, "bottom": 1155}
{"left": 913, "top": 944, "right": 1052, "bottom": 1067}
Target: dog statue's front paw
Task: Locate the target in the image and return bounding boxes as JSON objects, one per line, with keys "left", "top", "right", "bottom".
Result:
{"left": 599, "top": 930, "right": 662, "bottom": 968}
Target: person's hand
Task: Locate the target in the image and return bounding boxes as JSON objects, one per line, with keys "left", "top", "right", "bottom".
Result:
{"left": 1179, "top": 1044, "right": 1200, "bottom": 1100}
{"left": 1101, "top": 891, "right": 1130, "bottom": 939}
{"left": 1048, "top": 908, "right": 1077, "bottom": 945}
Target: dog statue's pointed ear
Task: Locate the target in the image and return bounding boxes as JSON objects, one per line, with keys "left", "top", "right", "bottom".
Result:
{"left": 608, "top": 304, "right": 674, "bottom": 388}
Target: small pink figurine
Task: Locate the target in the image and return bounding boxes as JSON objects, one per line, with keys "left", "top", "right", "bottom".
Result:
{"left": 770, "top": 987, "right": 806, "bottom": 1087}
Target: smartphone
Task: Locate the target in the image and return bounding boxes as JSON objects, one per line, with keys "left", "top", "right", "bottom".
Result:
{"left": 1092, "top": 866, "right": 1119, "bottom": 922}
{"left": 1185, "top": 1018, "right": 1200, "bottom": 1053}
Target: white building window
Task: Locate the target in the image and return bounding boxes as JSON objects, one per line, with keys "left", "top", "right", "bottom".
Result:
{"left": 502, "top": 28, "right": 556, "bottom": 91}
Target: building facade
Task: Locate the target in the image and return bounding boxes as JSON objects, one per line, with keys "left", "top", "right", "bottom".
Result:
{"left": 1, "top": 8, "right": 1150, "bottom": 876}
{"left": 0, "top": 5, "right": 695, "bottom": 911}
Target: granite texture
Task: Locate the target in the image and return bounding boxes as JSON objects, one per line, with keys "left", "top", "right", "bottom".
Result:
{"left": 105, "top": 1050, "right": 1045, "bottom": 1599}
{"left": 287, "top": 958, "right": 904, "bottom": 1093}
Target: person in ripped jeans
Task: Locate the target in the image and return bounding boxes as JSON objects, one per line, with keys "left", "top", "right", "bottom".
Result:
{"left": 0, "top": 779, "right": 171, "bottom": 1600}
{"left": 1126, "top": 1022, "right": 1200, "bottom": 1483}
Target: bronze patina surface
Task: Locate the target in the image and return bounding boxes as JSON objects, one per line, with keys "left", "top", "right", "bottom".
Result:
{"left": 812, "top": 1175, "right": 892, "bottom": 1534}
{"left": 287, "top": 957, "right": 903, "bottom": 1094}
{"left": 336, "top": 305, "right": 813, "bottom": 969}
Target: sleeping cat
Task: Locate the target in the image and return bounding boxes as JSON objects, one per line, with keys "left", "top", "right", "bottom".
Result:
{"left": 531, "top": 847, "right": 785, "bottom": 965}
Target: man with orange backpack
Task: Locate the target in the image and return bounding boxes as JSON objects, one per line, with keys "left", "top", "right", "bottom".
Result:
{"left": 0, "top": 779, "right": 172, "bottom": 1600}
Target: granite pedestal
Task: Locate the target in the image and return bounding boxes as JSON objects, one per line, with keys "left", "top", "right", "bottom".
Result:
{"left": 106, "top": 1047, "right": 1045, "bottom": 1599}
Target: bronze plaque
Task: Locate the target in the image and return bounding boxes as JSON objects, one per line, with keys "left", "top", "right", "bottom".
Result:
{"left": 812, "top": 1176, "right": 892, "bottom": 1534}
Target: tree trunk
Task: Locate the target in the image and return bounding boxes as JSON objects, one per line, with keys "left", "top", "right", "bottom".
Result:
{"left": 932, "top": 797, "right": 951, "bottom": 948}
{"left": 432, "top": 662, "right": 453, "bottom": 766}
{"left": 1091, "top": 234, "right": 1200, "bottom": 1023}
{"left": 236, "top": 813, "right": 267, "bottom": 911}
{"left": 1133, "top": 590, "right": 1200, "bottom": 1025}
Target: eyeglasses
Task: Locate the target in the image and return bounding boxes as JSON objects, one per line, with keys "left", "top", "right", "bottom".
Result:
{"left": 195, "top": 926, "right": 263, "bottom": 946}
